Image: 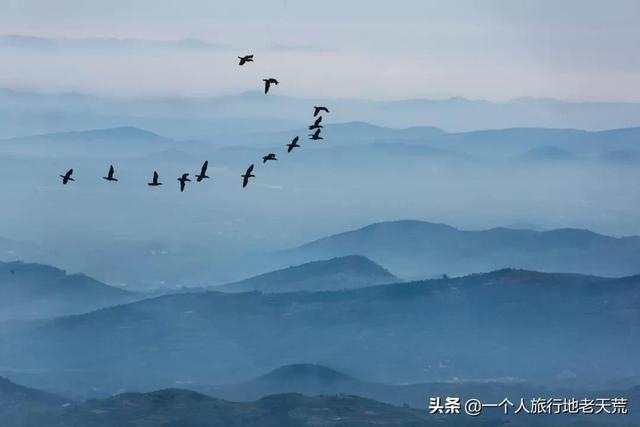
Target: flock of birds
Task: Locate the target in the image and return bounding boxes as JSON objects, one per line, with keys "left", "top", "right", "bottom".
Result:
{"left": 59, "top": 53, "right": 330, "bottom": 192}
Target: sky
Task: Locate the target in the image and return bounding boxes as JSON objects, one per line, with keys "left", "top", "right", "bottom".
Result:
{"left": 0, "top": 0, "right": 639, "bottom": 100}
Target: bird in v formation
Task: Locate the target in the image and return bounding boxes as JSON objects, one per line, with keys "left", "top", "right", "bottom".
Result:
{"left": 238, "top": 54, "right": 253, "bottom": 66}
{"left": 60, "top": 56, "right": 329, "bottom": 190}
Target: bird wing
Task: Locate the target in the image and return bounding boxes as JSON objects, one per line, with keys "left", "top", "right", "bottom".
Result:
{"left": 293, "top": 136, "right": 299, "bottom": 144}
{"left": 314, "top": 116, "right": 322, "bottom": 126}
{"left": 66, "top": 169, "right": 73, "bottom": 178}
{"left": 153, "top": 171, "right": 159, "bottom": 180}
{"left": 247, "top": 164, "right": 254, "bottom": 174}
{"left": 109, "top": 165, "right": 114, "bottom": 177}
{"left": 201, "top": 161, "right": 208, "bottom": 174}
{"left": 180, "top": 180, "right": 185, "bottom": 192}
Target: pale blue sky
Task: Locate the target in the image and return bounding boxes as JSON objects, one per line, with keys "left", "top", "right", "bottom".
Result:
{"left": 1, "top": 0, "right": 639, "bottom": 100}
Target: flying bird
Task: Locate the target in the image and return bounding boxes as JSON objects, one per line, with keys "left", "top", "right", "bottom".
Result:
{"left": 287, "top": 136, "right": 300, "bottom": 153}
{"left": 242, "top": 164, "right": 255, "bottom": 188}
{"left": 313, "top": 106, "right": 330, "bottom": 117}
{"left": 263, "top": 78, "right": 279, "bottom": 94}
{"left": 102, "top": 165, "right": 118, "bottom": 182}
{"left": 308, "top": 128, "right": 323, "bottom": 141}
{"left": 196, "top": 160, "right": 209, "bottom": 182}
{"left": 177, "top": 173, "right": 191, "bottom": 192}
{"left": 308, "top": 116, "right": 323, "bottom": 130}
{"left": 262, "top": 153, "right": 277, "bottom": 163}
{"left": 238, "top": 54, "right": 254, "bottom": 65}
{"left": 148, "top": 171, "right": 162, "bottom": 186}
{"left": 60, "top": 169, "right": 74, "bottom": 184}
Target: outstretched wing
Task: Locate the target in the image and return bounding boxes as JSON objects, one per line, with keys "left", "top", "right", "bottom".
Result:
{"left": 246, "top": 164, "right": 254, "bottom": 174}
{"left": 314, "top": 116, "right": 322, "bottom": 126}
{"left": 66, "top": 169, "right": 73, "bottom": 178}
{"left": 153, "top": 171, "right": 159, "bottom": 181}
{"left": 201, "top": 160, "right": 208, "bottom": 174}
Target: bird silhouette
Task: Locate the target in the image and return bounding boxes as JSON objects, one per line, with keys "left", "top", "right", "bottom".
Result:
{"left": 148, "top": 171, "right": 162, "bottom": 186}
{"left": 102, "top": 165, "right": 118, "bottom": 182}
{"left": 242, "top": 164, "right": 255, "bottom": 188}
{"left": 263, "top": 78, "right": 279, "bottom": 94}
{"left": 238, "top": 54, "right": 254, "bottom": 65}
{"left": 60, "top": 169, "right": 74, "bottom": 184}
{"left": 287, "top": 136, "right": 300, "bottom": 153}
{"left": 262, "top": 153, "right": 277, "bottom": 163}
{"left": 177, "top": 173, "right": 191, "bottom": 192}
{"left": 313, "top": 106, "right": 330, "bottom": 117}
{"left": 308, "top": 116, "right": 323, "bottom": 130}
{"left": 308, "top": 128, "right": 323, "bottom": 140}
{"left": 196, "top": 160, "right": 209, "bottom": 182}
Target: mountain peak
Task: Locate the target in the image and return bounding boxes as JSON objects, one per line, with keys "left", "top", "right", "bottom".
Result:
{"left": 294, "top": 220, "right": 640, "bottom": 278}
{"left": 260, "top": 364, "right": 354, "bottom": 383}
{"left": 218, "top": 255, "right": 397, "bottom": 293}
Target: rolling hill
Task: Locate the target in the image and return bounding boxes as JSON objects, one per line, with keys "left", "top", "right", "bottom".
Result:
{"left": 0, "top": 260, "right": 136, "bottom": 320}
{"left": 217, "top": 255, "right": 397, "bottom": 293}
{"left": 2, "top": 369, "right": 636, "bottom": 427}
{"left": 0, "top": 376, "right": 68, "bottom": 427}
{"left": 290, "top": 220, "right": 640, "bottom": 278}
{"left": 1, "top": 269, "right": 638, "bottom": 398}
{"left": 0, "top": 384, "right": 474, "bottom": 427}
{"left": 200, "top": 363, "right": 640, "bottom": 421}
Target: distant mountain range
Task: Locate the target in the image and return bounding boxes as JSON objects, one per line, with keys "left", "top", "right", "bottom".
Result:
{"left": 4, "top": 88, "right": 640, "bottom": 139}
{"left": 217, "top": 255, "right": 397, "bottom": 293}
{"left": 290, "top": 220, "right": 640, "bottom": 278}
{"left": 4, "top": 121, "right": 640, "bottom": 162}
{"left": 0, "top": 260, "right": 136, "bottom": 320}
{"left": 0, "top": 126, "right": 172, "bottom": 158}
{"left": 2, "top": 269, "right": 638, "bottom": 397}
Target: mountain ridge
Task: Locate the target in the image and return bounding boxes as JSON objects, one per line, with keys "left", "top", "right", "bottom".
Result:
{"left": 1, "top": 268, "right": 638, "bottom": 396}
{"left": 292, "top": 220, "right": 640, "bottom": 278}
{"left": 217, "top": 255, "right": 397, "bottom": 293}
{"left": 0, "top": 260, "right": 136, "bottom": 320}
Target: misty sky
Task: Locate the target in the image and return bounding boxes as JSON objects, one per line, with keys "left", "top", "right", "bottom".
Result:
{"left": 1, "top": 0, "right": 640, "bottom": 101}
